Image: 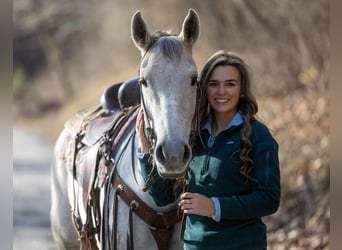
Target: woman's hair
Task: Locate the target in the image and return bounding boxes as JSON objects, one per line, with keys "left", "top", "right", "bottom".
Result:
{"left": 198, "top": 49, "right": 259, "bottom": 182}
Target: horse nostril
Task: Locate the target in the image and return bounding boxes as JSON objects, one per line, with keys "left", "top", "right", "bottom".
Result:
{"left": 155, "top": 143, "right": 192, "bottom": 166}
{"left": 155, "top": 145, "right": 166, "bottom": 164}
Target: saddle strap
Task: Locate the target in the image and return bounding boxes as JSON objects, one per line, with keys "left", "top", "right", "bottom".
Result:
{"left": 150, "top": 227, "right": 173, "bottom": 250}
{"left": 79, "top": 196, "right": 100, "bottom": 250}
{"left": 80, "top": 234, "right": 98, "bottom": 250}
{"left": 112, "top": 173, "right": 181, "bottom": 250}
{"left": 112, "top": 184, "right": 122, "bottom": 250}
{"left": 127, "top": 203, "right": 135, "bottom": 250}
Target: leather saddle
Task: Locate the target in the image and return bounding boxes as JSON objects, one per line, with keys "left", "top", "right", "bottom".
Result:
{"left": 101, "top": 76, "right": 141, "bottom": 113}
{"left": 65, "top": 77, "right": 140, "bottom": 145}
{"left": 65, "top": 76, "right": 141, "bottom": 205}
{"left": 65, "top": 77, "right": 141, "bottom": 247}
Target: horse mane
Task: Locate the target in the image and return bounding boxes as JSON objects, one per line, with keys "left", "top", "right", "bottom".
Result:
{"left": 146, "top": 31, "right": 183, "bottom": 60}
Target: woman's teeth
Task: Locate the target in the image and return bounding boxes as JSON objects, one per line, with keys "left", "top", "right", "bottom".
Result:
{"left": 215, "top": 98, "right": 228, "bottom": 103}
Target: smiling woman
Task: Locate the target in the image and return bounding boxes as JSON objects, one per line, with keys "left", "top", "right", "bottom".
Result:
{"left": 137, "top": 49, "right": 281, "bottom": 250}
{"left": 206, "top": 65, "right": 242, "bottom": 136}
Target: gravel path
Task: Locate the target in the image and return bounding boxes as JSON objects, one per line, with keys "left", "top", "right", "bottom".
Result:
{"left": 13, "top": 127, "right": 57, "bottom": 250}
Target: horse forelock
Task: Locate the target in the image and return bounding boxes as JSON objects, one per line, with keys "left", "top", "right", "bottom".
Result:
{"left": 146, "top": 31, "right": 183, "bottom": 60}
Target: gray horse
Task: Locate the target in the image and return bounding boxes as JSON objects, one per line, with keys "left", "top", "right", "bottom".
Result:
{"left": 50, "top": 9, "right": 200, "bottom": 250}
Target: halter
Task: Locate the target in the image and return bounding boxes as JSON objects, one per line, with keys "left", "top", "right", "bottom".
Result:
{"left": 137, "top": 74, "right": 201, "bottom": 154}
{"left": 137, "top": 34, "right": 201, "bottom": 191}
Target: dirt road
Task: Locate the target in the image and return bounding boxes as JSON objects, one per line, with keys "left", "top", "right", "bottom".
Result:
{"left": 13, "top": 127, "right": 57, "bottom": 250}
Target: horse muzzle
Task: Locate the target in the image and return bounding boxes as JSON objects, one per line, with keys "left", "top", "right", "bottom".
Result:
{"left": 154, "top": 141, "right": 192, "bottom": 179}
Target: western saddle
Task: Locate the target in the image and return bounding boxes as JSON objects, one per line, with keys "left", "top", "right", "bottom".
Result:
{"left": 65, "top": 77, "right": 141, "bottom": 249}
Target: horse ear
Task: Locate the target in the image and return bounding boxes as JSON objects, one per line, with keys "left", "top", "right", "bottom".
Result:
{"left": 131, "top": 11, "right": 151, "bottom": 55}
{"left": 179, "top": 9, "right": 200, "bottom": 47}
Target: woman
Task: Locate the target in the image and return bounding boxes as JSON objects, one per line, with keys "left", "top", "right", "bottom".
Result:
{"left": 136, "top": 50, "right": 280, "bottom": 249}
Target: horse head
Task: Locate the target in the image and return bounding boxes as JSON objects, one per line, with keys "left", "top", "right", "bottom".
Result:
{"left": 131, "top": 9, "right": 200, "bottom": 179}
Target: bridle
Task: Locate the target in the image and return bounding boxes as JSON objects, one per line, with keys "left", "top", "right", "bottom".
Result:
{"left": 137, "top": 74, "right": 201, "bottom": 155}
{"left": 137, "top": 74, "right": 201, "bottom": 192}
{"left": 137, "top": 77, "right": 157, "bottom": 151}
{"left": 136, "top": 33, "right": 202, "bottom": 191}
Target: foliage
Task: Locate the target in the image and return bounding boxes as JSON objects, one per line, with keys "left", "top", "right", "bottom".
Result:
{"left": 13, "top": 67, "right": 26, "bottom": 98}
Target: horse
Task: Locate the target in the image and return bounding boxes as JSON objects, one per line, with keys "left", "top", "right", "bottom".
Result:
{"left": 50, "top": 9, "right": 200, "bottom": 250}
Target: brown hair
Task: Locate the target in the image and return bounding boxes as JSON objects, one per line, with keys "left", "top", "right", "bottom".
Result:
{"left": 198, "top": 49, "right": 258, "bottom": 182}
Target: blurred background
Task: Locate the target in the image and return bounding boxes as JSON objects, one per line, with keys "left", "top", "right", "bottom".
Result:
{"left": 13, "top": 0, "right": 329, "bottom": 249}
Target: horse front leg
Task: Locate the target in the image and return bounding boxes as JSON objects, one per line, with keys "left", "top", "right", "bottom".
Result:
{"left": 50, "top": 159, "right": 80, "bottom": 250}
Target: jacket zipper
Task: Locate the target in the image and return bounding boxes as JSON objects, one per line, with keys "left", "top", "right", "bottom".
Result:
{"left": 199, "top": 125, "right": 240, "bottom": 176}
{"left": 201, "top": 146, "right": 212, "bottom": 175}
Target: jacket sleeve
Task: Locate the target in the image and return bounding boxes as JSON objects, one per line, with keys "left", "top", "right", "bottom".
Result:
{"left": 219, "top": 139, "right": 281, "bottom": 220}
{"left": 137, "top": 149, "right": 177, "bottom": 206}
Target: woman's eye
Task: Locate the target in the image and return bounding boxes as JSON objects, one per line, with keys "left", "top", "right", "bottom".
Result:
{"left": 208, "top": 82, "right": 217, "bottom": 87}
{"left": 219, "top": 80, "right": 237, "bottom": 87}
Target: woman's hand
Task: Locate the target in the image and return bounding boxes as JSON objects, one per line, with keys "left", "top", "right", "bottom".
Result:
{"left": 179, "top": 192, "right": 216, "bottom": 218}
{"left": 136, "top": 108, "right": 151, "bottom": 153}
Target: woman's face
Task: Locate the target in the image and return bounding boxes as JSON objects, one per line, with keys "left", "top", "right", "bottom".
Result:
{"left": 207, "top": 65, "right": 241, "bottom": 118}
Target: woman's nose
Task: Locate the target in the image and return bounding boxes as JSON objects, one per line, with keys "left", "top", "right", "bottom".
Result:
{"left": 217, "top": 84, "right": 226, "bottom": 94}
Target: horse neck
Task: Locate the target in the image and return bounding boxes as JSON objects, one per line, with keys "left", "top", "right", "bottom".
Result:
{"left": 114, "top": 127, "right": 178, "bottom": 213}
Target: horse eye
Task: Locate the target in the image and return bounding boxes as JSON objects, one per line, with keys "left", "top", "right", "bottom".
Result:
{"left": 139, "top": 78, "right": 147, "bottom": 86}
{"left": 191, "top": 75, "right": 198, "bottom": 86}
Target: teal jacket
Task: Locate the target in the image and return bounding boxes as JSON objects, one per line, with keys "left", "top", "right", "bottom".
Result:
{"left": 138, "top": 118, "right": 280, "bottom": 250}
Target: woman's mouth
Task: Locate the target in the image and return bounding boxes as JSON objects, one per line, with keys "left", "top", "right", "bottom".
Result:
{"left": 215, "top": 98, "right": 229, "bottom": 103}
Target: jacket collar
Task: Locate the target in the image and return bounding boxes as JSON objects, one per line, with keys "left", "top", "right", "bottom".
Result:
{"left": 203, "top": 111, "right": 243, "bottom": 135}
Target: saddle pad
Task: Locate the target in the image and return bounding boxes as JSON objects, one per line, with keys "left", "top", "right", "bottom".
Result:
{"left": 64, "top": 105, "right": 103, "bottom": 136}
